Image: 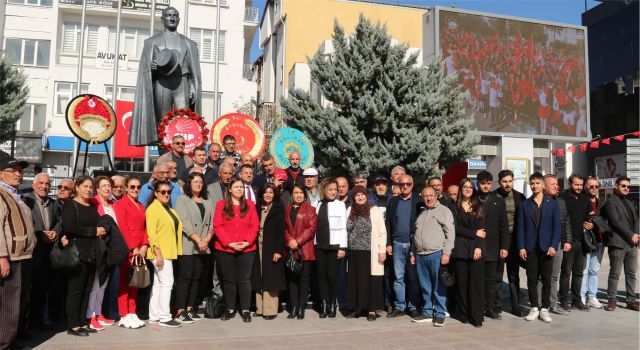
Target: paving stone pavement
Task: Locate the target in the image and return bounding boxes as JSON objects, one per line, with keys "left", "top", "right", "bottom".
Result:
{"left": 20, "top": 249, "right": 640, "bottom": 349}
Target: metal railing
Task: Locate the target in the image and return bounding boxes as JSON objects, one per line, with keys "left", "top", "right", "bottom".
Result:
{"left": 244, "top": 7, "right": 259, "bottom": 23}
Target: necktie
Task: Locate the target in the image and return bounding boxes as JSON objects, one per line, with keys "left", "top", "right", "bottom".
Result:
{"left": 246, "top": 185, "right": 252, "bottom": 201}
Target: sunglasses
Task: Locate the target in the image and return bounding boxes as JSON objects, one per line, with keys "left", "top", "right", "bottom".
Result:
{"left": 156, "top": 189, "right": 172, "bottom": 195}
{"left": 174, "top": 142, "right": 185, "bottom": 146}
{"left": 129, "top": 185, "right": 142, "bottom": 190}
{"left": 57, "top": 185, "right": 71, "bottom": 190}
{"left": 588, "top": 185, "right": 599, "bottom": 189}
{"left": 400, "top": 182, "right": 413, "bottom": 187}
{"left": 619, "top": 184, "right": 629, "bottom": 189}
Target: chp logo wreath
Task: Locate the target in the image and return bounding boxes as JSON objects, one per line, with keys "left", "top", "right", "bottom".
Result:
{"left": 157, "top": 108, "right": 209, "bottom": 156}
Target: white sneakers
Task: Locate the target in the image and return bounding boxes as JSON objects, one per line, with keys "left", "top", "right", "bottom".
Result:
{"left": 524, "top": 307, "right": 552, "bottom": 323}
{"left": 588, "top": 298, "right": 604, "bottom": 309}
{"left": 524, "top": 307, "right": 539, "bottom": 321}
{"left": 118, "top": 314, "right": 145, "bottom": 329}
{"left": 538, "top": 308, "right": 552, "bottom": 323}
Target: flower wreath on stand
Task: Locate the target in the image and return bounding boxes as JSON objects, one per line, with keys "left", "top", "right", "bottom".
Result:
{"left": 156, "top": 108, "right": 209, "bottom": 156}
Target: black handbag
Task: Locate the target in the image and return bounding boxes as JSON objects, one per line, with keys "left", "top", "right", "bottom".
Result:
{"left": 285, "top": 247, "right": 303, "bottom": 274}
{"left": 204, "top": 291, "right": 225, "bottom": 319}
{"left": 50, "top": 237, "right": 80, "bottom": 269}
{"left": 583, "top": 229, "right": 597, "bottom": 251}
{"left": 439, "top": 264, "right": 455, "bottom": 288}
{"left": 128, "top": 255, "right": 151, "bottom": 288}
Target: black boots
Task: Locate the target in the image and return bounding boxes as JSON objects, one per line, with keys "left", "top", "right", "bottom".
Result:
{"left": 288, "top": 307, "right": 298, "bottom": 319}
{"left": 328, "top": 303, "right": 337, "bottom": 318}
{"left": 297, "top": 307, "right": 305, "bottom": 320}
{"left": 319, "top": 302, "right": 328, "bottom": 318}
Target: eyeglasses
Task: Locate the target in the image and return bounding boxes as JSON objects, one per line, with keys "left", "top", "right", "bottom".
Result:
{"left": 156, "top": 171, "right": 169, "bottom": 175}
{"left": 57, "top": 185, "right": 71, "bottom": 191}
{"left": 588, "top": 185, "right": 599, "bottom": 189}
{"left": 128, "top": 185, "right": 142, "bottom": 190}
{"left": 156, "top": 189, "right": 172, "bottom": 195}
{"left": 400, "top": 182, "right": 413, "bottom": 187}
{"left": 619, "top": 184, "right": 629, "bottom": 189}
{"left": 462, "top": 186, "right": 474, "bottom": 190}
{"left": 173, "top": 142, "right": 185, "bottom": 146}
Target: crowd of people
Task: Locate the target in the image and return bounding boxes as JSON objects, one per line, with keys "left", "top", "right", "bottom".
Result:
{"left": 440, "top": 15, "right": 588, "bottom": 137}
{"left": 0, "top": 133, "right": 637, "bottom": 349}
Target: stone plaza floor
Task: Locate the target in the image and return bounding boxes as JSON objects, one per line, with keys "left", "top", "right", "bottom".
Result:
{"left": 19, "top": 250, "right": 640, "bottom": 349}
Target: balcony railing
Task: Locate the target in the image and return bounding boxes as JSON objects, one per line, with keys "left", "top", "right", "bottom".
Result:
{"left": 244, "top": 7, "right": 259, "bottom": 23}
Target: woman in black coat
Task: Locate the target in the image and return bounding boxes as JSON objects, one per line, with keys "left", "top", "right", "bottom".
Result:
{"left": 252, "top": 183, "right": 286, "bottom": 320}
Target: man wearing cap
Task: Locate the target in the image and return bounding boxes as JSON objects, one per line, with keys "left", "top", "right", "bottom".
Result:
{"left": 130, "top": 6, "right": 202, "bottom": 146}
{"left": 0, "top": 151, "right": 37, "bottom": 349}
{"left": 303, "top": 168, "right": 320, "bottom": 207}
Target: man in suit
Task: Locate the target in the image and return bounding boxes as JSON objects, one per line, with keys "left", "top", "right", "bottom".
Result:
{"left": 602, "top": 176, "right": 639, "bottom": 312}
{"left": 203, "top": 143, "right": 222, "bottom": 185}
{"left": 386, "top": 175, "right": 421, "bottom": 318}
{"left": 186, "top": 146, "right": 208, "bottom": 177}
{"left": 476, "top": 171, "right": 509, "bottom": 320}
{"left": 517, "top": 172, "right": 561, "bottom": 323}
{"left": 494, "top": 169, "right": 526, "bottom": 316}
{"left": 253, "top": 154, "right": 284, "bottom": 190}
{"left": 239, "top": 164, "right": 257, "bottom": 203}
{"left": 23, "top": 173, "right": 61, "bottom": 330}
{"left": 157, "top": 135, "right": 193, "bottom": 180}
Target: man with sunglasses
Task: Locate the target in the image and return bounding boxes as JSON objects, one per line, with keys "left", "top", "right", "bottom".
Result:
{"left": 157, "top": 135, "right": 193, "bottom": 181}
{"left": 580, "top": 177, "right": 605, "bottom": 309}
{"left": 0, "top": 151, "right": 37, "bottom": 349}
{"left": 386, "top": 175, "right": 421, "bottom": 319}
{"left": 603, "top": 176, "right": 639, "bottom": 312}
{"left": 139, "top": 164, "right": 180, "bottom": 208}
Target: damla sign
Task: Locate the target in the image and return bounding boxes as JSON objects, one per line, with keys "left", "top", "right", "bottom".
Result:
{"left": 95, "top": 52, "right": 128, "bottom": 69}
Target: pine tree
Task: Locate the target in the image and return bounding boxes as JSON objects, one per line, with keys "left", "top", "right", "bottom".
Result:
{"left": 281, "top": 15, "right": 478, "bottom": 182}
{"left": 0, "top": 58, "right": 29, "bottom": 143}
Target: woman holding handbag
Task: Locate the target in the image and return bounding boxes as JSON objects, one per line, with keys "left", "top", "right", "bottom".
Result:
{"left": 345, "top": 185, "right": 387, "bottom": 321}
{"left": 251, "top": 183, "right": 286, "bottom": 320}
{"left": 174, "top": 173, "right": 214, "bottom": 324}
{"left": 213, "top": 177, "right": 259, "bottom": 323}
{"left": 60, "top": 176, "right": 106, "bottom": 337}
{"left": 113, "top": 175, "right": 148, "bottom": 329}
{"left": 146, "top": 181, "right": 183, "bottom": 328}
{"left": 284, "top": 184, "right": 317, "bottom": 320}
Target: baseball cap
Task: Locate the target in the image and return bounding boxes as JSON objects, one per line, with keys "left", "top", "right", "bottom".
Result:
{"left": 373, "top": 174, "right": 388, "bottom": 184}
{"left": 273, "top": 168, "right": 287, "bottom": 182}
{"left": 0, "top": 151, "right": 28, "bottom": 171}
{"left": 302, "top": 168, "right": 318, "bottom": 177}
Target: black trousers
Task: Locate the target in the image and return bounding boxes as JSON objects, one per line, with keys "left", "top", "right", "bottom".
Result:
{"left": 216, "top": 250, "right": 255, "bottom": 311}
{"left": 484, "top": 260, "right": 500, "bottom": 314}
{"left": 101, "top": 265, "right": 120, "bottom": 320}
{"left": 197, "top": 251, "right": 222, "bottom": 304}
{"left": 454, "top": 258, "right": 484, "bottom": 325}
{"left": 347, "top": 250, "right": 383, "bottom": 312}
{"left": 29, "top": 266, "right": 50, "bottom": 327}
{"left": 383, "top": 255, "right": 395, "bottom": 308}
{"left": 559, "top": 240, "right": 586, "bottom": 305}
{"left": 175, "top": 255, "right": 206, "bottom": 310}
{"left": 135, "top": 260, "right": 155, "bottom": 320}
{"left": 287, "top": 261, "right": 312, "bottom": 309}
{"left": 504, "top": 246, "right": 522, "bottom": 311}
{"left": 0, "top": 260, "right": 30, "bottom": 349}
{"left": 525, "top": 249, "right": 553, "bottom": 309}
{"left": 315, "top": 248, "right": 339, "bottom": 305}
{"left": 65, "top": 261, "right": 96, "bottom": 328}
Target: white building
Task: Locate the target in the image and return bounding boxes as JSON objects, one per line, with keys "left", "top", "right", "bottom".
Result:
{"left": 2, "top": 0, "right": 258, "bottom": 176}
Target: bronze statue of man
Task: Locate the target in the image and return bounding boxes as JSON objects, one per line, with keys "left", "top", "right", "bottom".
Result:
{"left": 129, "top": 6, "right": 202, "bottom": 146}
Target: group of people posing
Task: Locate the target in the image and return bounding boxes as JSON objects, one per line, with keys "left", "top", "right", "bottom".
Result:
{"left": 0, "top": 134, "right": 638, "bottom": 349}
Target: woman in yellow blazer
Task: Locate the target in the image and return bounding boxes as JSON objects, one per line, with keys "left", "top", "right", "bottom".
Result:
{"left": 145, "top": 181, "right": 183, "bottom": 328}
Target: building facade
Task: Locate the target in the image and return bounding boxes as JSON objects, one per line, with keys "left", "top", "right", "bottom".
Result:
{"left": 2, "top": 0, "right": 258, "bottom": 177}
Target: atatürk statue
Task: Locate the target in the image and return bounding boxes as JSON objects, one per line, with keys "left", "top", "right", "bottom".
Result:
{"left": 129, "top": 7, "right": 202, "bottom": 146}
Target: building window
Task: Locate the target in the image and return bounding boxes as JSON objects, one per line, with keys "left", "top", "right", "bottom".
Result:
{"left": 104, "top": 86, "right": 136, "bottom": 105}
{"left": 108, "top": 26, "right": 149, "bottom": 60}
{"left": 54, "top": 82, "right": 89, "bottom": 117}
{"left": 189, "top": 0, "right": 227, "bottom": 6}
{"left": 15, "top": 104, "right": 47, "bottom": 132}
{"left": 7, "top": 0, "right": 52, "bottom": 6}
{"left": 4, "top": 38, "right": 50, "bottom": 67}
{"left": 190, "top": 28, "right": 225, "bottom": 62}
{"left": 62, "top": 23, "right": 99, "bottom": 55}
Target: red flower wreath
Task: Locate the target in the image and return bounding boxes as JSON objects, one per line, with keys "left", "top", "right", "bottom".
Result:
{"left": 157, "top": 108, "right": 210, "bottom": 156}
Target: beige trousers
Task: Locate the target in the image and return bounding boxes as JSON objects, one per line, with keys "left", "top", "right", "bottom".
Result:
{"left": 255, "top": 291, "right": 279, "bottom": 316}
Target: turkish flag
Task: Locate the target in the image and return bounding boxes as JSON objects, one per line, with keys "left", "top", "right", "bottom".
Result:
{"left": 614, "top": 135, "right": 625, "bottom": 141}
{"left": 114, "top": 100, "right": 144, "bottom": 158}
{"left": 601, "top": 138, "right": 610, "bottom": 145}
{"left": 580, "top": 143, "right": 588, "bottom": 152}
{"left": 590, "top": 140, "right": 600, "bottom": 149}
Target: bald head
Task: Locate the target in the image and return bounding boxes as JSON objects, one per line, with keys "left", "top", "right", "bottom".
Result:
{"left": 153, "top": 164, "right": 169, "bottom": 182}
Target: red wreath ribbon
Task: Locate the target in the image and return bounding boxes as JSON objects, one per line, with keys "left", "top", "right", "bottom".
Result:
{"left": 157, "top": 108, "right": 209, "bottom": 154}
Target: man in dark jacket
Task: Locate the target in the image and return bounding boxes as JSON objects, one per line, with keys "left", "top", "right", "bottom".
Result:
{"left": 386, "top": 175, "right": 421, "bottom": 318}
{"left": 541, "top": 175, "right": 573, "bottom": 315}
{"left": 476, "top": 171, "right": 509, "bottom": 320}
{"left": 558, "top": 174, "right": 593, "bottom": 311}
{"left": 494, "top": 169, "right": 526, "bottom": 316}
{"left": 284, "top": 151, "right": 305, "bottom": 192}
{"left": 602, "top": 176, "right": 639, "bottom": 312}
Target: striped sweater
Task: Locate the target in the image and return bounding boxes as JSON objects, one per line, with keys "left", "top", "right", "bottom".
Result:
{"left": 0, "top": 186, "right": 36, "bottom": 261}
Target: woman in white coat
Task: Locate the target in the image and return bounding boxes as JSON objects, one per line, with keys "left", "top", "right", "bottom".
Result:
{"left": 345, "top": 186, "right": 387, "bottom": 321}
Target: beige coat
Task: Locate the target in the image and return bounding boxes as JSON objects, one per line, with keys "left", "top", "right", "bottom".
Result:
{"left": 0, "top": 186, "right": 36, "bottom": 261}
{"left": 346, "top": 206, "right": 387, "bottom": 276}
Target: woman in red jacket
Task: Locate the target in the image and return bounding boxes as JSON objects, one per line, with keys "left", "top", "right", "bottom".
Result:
{"left": 284, "top": 184, "right": 317, "bottom": 320}
{"left": 113, "top": 176, "right": 148, "bottom": 329}
{"left": 213, "top": 177, "right": 259, "bottom": 322}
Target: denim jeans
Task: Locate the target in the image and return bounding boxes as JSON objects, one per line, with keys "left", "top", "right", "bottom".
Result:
{"left": 415, "top": 251, "right": 447, "bottom": 318}
{"left": 580, "top": 243, "right": 604, "bottom": 300}
{"left": 392, "top": 241, "right": 415, "bottom": 311}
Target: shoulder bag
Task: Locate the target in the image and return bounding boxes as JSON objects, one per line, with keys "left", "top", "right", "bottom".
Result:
{"left": 128, "top": 255, "right": 151, "bottom": 288}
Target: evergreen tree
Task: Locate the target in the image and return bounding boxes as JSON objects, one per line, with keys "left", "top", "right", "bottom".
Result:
{"left": 0, "top": 58, "right": 28, "bottom": 143}
{"left": 281, "top": 15, "right": 478, "bottom": 182}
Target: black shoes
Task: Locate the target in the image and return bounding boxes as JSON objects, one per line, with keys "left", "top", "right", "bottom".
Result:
{"left": 328, "top": 303, "right": 337, "bottom": 318}
{"left": 287, "top": 307, "right": 298, "bottom": 319}
{"left": 386, "top": 308, "right": 405, "bottom": 318}
{"left": 297, "top": 308, "right": 305, "bottom": 320}
{"left": 241, "top": 311, "right": 252, "bottom": 323}
{"left": 221, "top": 310, "right": 236, "bottom": 321}
{"left": 573, "top": 301, "right": 591, "bottom": 312}
{"left": 367, "top": 313, "right": 377, "bottom": 321}
{"left": 263, "top": 315, "right": 276, "bottom": 320}
{"left": 484, "top": 311, "right": 502, "bottom": 320}
{"left": 67, "top": 328, "right": 89, "bottom": 337}
{"left": 318, "top": 302, "right": 328, "bottom": 318}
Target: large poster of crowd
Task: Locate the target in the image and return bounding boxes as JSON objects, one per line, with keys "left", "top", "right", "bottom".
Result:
{"left": 438, "top": 9, "right": 588, "bottom": 139}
